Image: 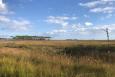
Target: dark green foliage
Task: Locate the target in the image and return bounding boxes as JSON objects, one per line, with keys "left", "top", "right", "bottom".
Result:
{"left": 63, "top": 45, "right": 115, "bottom": 55}
{"left": 12, "top": 35, "right": 51, "bottom": 40}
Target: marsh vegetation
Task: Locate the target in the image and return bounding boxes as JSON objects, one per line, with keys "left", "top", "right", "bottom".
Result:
{"left": 0, "top": 40, "right": 114, "bottom": 77}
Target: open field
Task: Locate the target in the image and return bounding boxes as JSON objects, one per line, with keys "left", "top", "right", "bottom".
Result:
{"left": 0, "top": 40, "right": 115, "bottom": 77}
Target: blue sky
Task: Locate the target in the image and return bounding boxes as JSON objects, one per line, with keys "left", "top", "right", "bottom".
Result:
{"left": 0, "top": 0, "right": 115, "bottom": 39}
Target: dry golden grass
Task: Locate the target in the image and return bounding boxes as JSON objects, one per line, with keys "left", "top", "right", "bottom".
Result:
{"left": 0, "top": 40, "right": 114, "bottom": 77}
{"left": 0, "top": 40, "right": 115, "bottom": 46}
{"left": 0, "top": 47, "right": 29, "bottom": 56}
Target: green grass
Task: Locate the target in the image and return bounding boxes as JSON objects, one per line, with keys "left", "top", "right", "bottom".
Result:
{"left": 0, "top": 40, "right": 114, "bottom": 77}
{"left": 0, "top": 57, "right": 35, "bottom": 77}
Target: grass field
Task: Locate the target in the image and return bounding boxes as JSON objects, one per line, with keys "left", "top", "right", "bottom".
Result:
{"left": 0, "top": 40, "right": 115, "bottom": 77}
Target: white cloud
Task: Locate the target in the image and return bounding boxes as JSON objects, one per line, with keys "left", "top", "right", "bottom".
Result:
{"left": 79, "top": 0, "right": 115, "bottom": 14}
{"left": 71, "top": 17, "right": 78, "bottom": 20}
{"left": 46, "top": 16, "right": 70, "bottom": 28}
{"left": 79, "top": 1, "right": 101, "bottom": 8}
{"left": 85, "top": 22, "right": 93, "bottom": 26}
{"left": 90, "top": 7, "right": 115, "bottom": 13}
{"left": 0, "top": 0, "right": 32, "bottom": 31}
{"left": 46, "top": 16, "right": 73, "bottom": 35}
{"left": 84, "top": 15, "right": 90, "bottom": 18}
{"left": 48, "top": 16, "right": 69, "bottom": 20}
{"left": 46, "top": 29, "right": 67, "bottom": 35}
{"left": 101, "top": 0, "right": 115, "bottom": 2}
{"left": 46, "top": 16, "right": 78, "bottom": 28}
{"left": 0, "top": 0, "right": 9, "bottom": 14}
{"left": 79, "top": 0, "right": 115, "bottom": 8}
{"left": 72, "top": 24, "right": 115, "bottom": 34}
{"left": 46, "top": 20, "right": 115, "bottom": 36}
{"left": 0, "top": 16, "right": 10, "bottom": 22}
{"left": 0, "top": 15, "right": 31, "bottom": 31}
{"left": 71, "top": 24, "right": 89, "bottom": 34}
{"left": 100, "top": 13, "right": 114, "bottom": 20}
{"left": 45, "top": 16, "right": 115, "bottom": 38}
{"left": 11, "top": 20, "right": 31, "bottom": 31}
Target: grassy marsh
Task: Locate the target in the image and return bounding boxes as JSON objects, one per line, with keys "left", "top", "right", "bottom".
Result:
{"left": 0, "top": 40, "right": 114, "bottom": 77}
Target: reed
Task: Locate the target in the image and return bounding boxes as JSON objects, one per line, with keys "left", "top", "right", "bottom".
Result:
{"left": 0, "top": 40, "right": 114, "bottom": 77}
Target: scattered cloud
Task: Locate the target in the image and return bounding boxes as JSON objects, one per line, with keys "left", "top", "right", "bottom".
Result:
{"left": 46, "top": 29, "right": 67, "bottom": 35}
{"left": 46, "top": 16, "right": 69, "bottom": 22}
{"left": 10, "top": 20, "right": 31, "bottom": 31}
{"left": 46, "top": 15, "right": 115, "bottom": 36}
{"left": 101, "top": 13, "right": 114, "bottom": 20}
{"left": 90, "top": 7, "right": 115, "bottom": 13}
{"left": 46, "top": 16, "right": 73, "bottom": 28}
{"left": 0, "top": 16, "right": 10, "bottom": 22}
{"left": 84, "top": 14, "right": 90, "bottom": 18}
{"left": 71, "top": 17, "right": 78, "bottom": 20}
{"left": 79, "top": 0, "right": 115, "bottom": 8}
{"left": 46, "top": 16, "right": 77, "bottom": 23}
{"left": 79, "top": 1, "right": 101, "bottom": 8}
{"left": 79, "top": 0, "right": 115, "bottom": 14}
{"left": 0, "top": 0, "right": 32, "bottom": 31}
{"left": 85, "top": 22, "right": 93, "bottom": 26}
{"left": 73, "top": 24, "right": 115, "bottom": 34}
{"left": 0, "top": 15, "right": 31, "bottom": 31}
{"left": 0, "top": 0, "right": 8, "bottom": 14}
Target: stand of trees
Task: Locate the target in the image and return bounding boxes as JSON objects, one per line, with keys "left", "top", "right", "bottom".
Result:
{"left": 12, "top": 36, "right": 51, "bottom": 40}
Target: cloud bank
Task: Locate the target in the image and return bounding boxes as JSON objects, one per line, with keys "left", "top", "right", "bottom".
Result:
{"left": 46, "top": 16, "right": 115, "bottom": 38}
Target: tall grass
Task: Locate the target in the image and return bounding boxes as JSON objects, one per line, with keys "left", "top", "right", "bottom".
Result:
{"left": 0, "top": 40, "right": 114, "bottom": 77}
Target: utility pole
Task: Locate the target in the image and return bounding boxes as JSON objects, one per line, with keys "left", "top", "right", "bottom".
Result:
{"left": 106, "top": 28, "right": 109, "bottom": 43}
{"left": 105, "top": 28, "right": 110, "bottom": 53}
